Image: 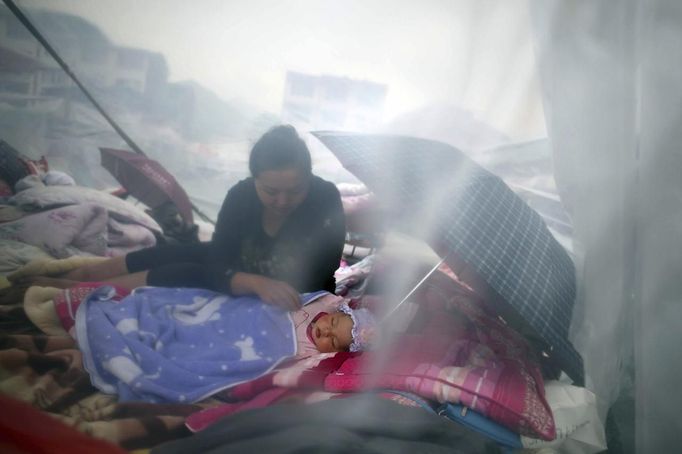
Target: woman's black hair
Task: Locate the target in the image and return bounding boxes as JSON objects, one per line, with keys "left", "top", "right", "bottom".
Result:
{"left": 249, "top": 125, "right": 312, "bottom": 177}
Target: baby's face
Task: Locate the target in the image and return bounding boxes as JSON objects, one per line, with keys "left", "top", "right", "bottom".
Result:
{"left": 311, "top": 312, "right": 353, "bottom": 353}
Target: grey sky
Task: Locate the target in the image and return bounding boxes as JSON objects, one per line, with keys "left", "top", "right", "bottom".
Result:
{"left": 20, "top": 0, "right": 544, "bottom": 139}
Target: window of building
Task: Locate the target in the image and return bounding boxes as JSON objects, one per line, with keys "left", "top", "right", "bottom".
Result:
{"left": 323, "top": 80, "right": 349, "bottom": 102}
{"left": 320, "top": 109, "right": 346, "bottom": 126}
{"left": 0, "top": 80, "right": 30, "bottom": 93}
{"left": 282, "top": 101, "right": 312, "bottom": 122}
{"left": 355, "top": 83, "right": 386, "bottom": 107}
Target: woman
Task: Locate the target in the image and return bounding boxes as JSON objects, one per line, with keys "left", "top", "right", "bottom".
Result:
{"left": 60, "top": 125, "right": 346, "bottom": 310}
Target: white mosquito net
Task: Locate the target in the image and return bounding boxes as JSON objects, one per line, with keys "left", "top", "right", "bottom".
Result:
{"left": 1, "top": 0, "right": 680, "bottom": 451}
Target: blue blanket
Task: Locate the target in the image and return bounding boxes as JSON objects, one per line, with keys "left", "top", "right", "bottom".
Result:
{"left": 75, "top": 286, "right": 308, "bottom": 403}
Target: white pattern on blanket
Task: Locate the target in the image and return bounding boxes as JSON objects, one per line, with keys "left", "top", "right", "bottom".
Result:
{"left": 0, "top": 203, "right": 156, "bottom": 258}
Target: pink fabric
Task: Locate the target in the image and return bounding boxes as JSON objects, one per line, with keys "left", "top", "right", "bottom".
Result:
{"left": 198, "top": 270, "right": 555, "bottom": 440}
{"left": 53, "top": 283, "right": 131, "bottom": 337}
{"left": 324, "top": 273, "right": 555, "bottom": 440}
{"left": 224, "top": 353, "right": 354, "bottom": 402}
{"left": 186, "top": 388, "right": 291, "bottom": 432}
{"left": 341, "top": 191, "right": 386, "bottom": 235}
{"left": 325, "top": 337, "right": 553, "bottom": 439}
{"left": 187, "top": 388, "right": 428, "bottom": 433}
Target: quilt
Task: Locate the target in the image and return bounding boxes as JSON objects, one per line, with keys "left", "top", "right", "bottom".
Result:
{"left": 0, "top": 203, "right": 156, "bottom": 257}
{"left": 0, "top": 333, "right": 200, "bottom": 450}
{"left": 76, "top": 286, "right": 298, "bottom": 403}
{"left": 10, "top": 184, "right": 161, "bottom": 233}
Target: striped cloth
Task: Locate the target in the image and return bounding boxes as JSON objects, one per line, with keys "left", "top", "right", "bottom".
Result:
{"left": 312, "top": 131, "right": 583, "bottom": 384}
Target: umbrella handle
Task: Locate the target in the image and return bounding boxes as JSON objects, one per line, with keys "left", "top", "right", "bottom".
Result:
{"left": 380, "top": 253, "right": 450, "bottom": 324}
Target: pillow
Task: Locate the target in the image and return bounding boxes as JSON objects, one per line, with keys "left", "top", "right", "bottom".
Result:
{"left": 324, "top": 334, "right": 556, "bottom": 440}
{"left": 11, "top": 185, "right": 161, "bottom": 232}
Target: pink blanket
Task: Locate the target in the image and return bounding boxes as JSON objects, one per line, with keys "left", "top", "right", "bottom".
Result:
{"left": 197, "top": 271, "right": 555, "bottom": 440}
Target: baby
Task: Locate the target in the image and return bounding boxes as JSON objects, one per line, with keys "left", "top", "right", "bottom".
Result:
{"left": 23, "top": 284, "right": 377, "bottom": 403}
{"left": 291, "top": 291, "right": 377, "bottom": 357}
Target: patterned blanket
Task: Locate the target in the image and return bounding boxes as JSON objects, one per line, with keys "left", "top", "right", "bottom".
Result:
{"left": 76, "top": 286, "right": 298, "bottom": 404}
{"left": 0, "top": 265, "right": 557, "bottom": 448}
{"left": 0, "top": 282, "right": 235, "bottom": 450}
{"left": 0, "top": 333, "right": 201, "bottom": 450}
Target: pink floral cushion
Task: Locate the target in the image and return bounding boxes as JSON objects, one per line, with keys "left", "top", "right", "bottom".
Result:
{"left": 324, "top": 272, "right": 556, "bottom": 440}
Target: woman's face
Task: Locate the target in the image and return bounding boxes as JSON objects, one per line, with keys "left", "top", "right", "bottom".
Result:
{"left": 311, "top": 312, "right": 353, "bottom": 353}
{"left": 254, "top": 167, "right": 310, "bottom": 218}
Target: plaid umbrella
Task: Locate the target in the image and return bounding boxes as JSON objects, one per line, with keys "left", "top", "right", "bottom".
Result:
{"left": 312, "top": 131, "right": 583, "bottom": 384}
{"left": 100, "top": 148, "right": 194, "bottom": 224}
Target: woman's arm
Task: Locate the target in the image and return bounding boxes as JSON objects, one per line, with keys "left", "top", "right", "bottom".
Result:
{"left": 229, "top": 272, "right": 301, "bottom": 311}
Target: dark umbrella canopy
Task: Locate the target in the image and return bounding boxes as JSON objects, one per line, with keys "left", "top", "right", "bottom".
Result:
{"left": 100, "top": 148, "right": 194, "bottom": 224}
{"left": 312, "top": 131, "right": 583, "bottom": 384}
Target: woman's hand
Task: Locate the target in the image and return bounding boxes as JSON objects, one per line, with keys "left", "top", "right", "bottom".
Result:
{"left": 254, "top": 277, "right": 302, "bottom": 311}
{"left": 231, "top": 273, "right": 301, "bottom": 311}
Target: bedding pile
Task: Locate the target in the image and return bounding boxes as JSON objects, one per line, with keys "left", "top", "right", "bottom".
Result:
{"left": 0, "top": 332, "right": 202, "bottom": 450}
{"left": 0, "top": 162, "right": 162, "bottom": 276}
{"left": 0, "top": 255, "right": 606, "bottom": 452}
{"left": 189, "top": 266, "right": 556, "bottom": 440}
{"left": 1, "top": 185, "right": 161, "bottom": 259}
{"left": 0, "top": 158, "right": 604, "bottom": 451}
